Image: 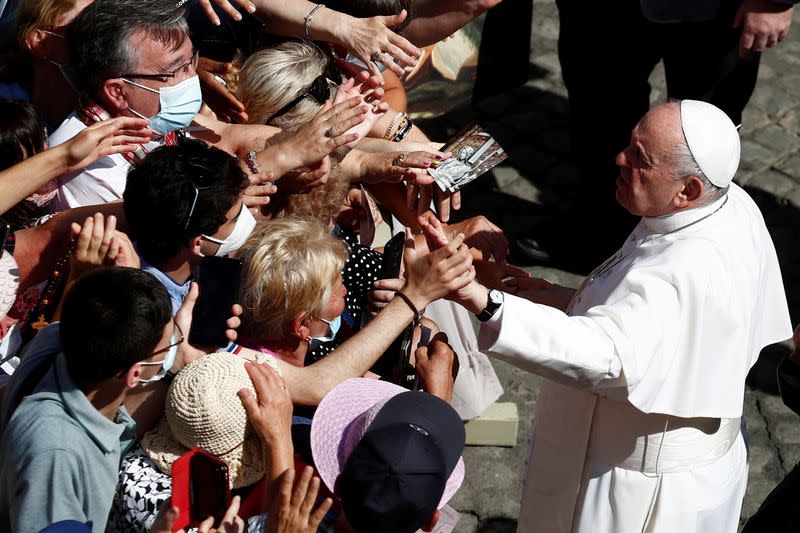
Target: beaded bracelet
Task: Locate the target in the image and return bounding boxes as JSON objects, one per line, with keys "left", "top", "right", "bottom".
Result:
{"left": 383, "top": 111, "right": 404, "bottom": 140}
{"left": 245, "top": 150, "right": 261, "bottom": 175}
{"left": 304, "top": 4, "right": 324, "bottom": 40}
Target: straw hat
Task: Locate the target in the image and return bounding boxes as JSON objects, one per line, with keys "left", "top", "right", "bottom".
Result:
{"left": 0, "top": 252, "right": 20, "bottom": 319}
{"left": 141, "top": 351, "right": 279, "bottom": 488}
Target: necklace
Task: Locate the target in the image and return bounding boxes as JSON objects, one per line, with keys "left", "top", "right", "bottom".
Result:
{"left": 587, "top": 195, "right": 730, "bottom": 284}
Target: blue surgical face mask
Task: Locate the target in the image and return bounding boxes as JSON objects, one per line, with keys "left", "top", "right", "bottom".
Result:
{"left": 124, "top": 75, "right": 202, "bottom": 135}
{"left": 138, "top": 336, "right": 178, "bottom": 385}
{"left": 309, "top": 314, "right": 342, "bottom": 344}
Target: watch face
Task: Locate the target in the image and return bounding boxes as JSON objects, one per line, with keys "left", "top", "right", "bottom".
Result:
{"left": 489, "top": 289, "right": 504, "bottom": 304}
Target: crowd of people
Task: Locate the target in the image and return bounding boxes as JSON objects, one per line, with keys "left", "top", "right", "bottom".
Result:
{"left": 0, "top": 0, "right": 797, "bottom": 532}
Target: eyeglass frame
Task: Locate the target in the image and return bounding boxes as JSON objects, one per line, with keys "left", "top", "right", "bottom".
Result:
{"left": 120, "top": 49, "right": 199, "bottom": 82}
{"left": 265, "top": 74, "right": 332, "bottom": 125}
{"left": 142, "top": 321, "right": 184, "bottom": 363}
{"left": 182, "top": 151, "right": 214, "bottom": 230}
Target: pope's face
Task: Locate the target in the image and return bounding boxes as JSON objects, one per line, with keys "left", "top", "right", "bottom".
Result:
{"left": 615, "top": 105, "right": 688, "bottom": 218}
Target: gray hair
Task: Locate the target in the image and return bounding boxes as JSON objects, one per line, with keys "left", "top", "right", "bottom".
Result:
{"left": 66, "top": 0, "right": 188, "bottom": 97}
{"left": 239, "top": 40, "right": 334, "bottom": 130}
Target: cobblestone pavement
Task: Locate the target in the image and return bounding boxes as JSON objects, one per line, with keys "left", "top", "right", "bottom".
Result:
{"left": 416, "top": 1, "right": 800, "bottom": 531}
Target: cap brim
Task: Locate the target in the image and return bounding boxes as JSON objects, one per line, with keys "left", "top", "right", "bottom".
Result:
{"left": 311, "top": 378, "right": 465, "bottom": 508}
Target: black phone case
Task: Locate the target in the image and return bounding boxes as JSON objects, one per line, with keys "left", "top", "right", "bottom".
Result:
{"left": 188, "top": 256, "right": 242, "bottom": 347}
{"left": 189, "top": 453, "right": 229, "bottom": 524}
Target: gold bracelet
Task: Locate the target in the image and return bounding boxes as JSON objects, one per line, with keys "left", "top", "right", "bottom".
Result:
{"left": 395, "top": 290, "right": 422, "bottom": 325}
{"left": 383, "top": 112, "right": 404, "bottom": 140}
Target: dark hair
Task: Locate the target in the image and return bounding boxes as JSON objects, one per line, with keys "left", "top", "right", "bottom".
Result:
{"left": 323, "top": 0, "right": 414, "bottom": 32}
{"left": 66, "top": 0, "right": 189, "bottom": 97}
{"left": 60, "top": 267, "right": 172, "bottom": 385}
{"left": 123, "top": 138, "right": 249, "bottom": 264}
{"left": 0, "top": 99, "right": 48, "bottom": 229}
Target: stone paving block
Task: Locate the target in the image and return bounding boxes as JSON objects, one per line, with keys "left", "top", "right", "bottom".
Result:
{"left": 504, "top": 177, "right": 542, "bottom": 204}
{"left": 741, "top": 105, "right": 772, "bottom": 135}
{"left": 776, "top": 153, "right": 800, "bottom": 181}
{"left": 750, "top": 124, "right": 800, "bottom": 157}
{"left": 787, "top": 187, "right": 800, "bottom": 209}
{"left": 454, "top": 513, "right": 479, "bottom": 533}
{"left": 745, "top": 169, "right": 796, "bottom": 197}
{"left": 771, "top": 418, "right": 800, "bottom": 445}
{"left": 778, "top": 108, "right": 800, "bottom": 136}
{"left": 492, "top": 166, "right": 523, "bottom": 189}
{"left": 748, "top": 83, "right": 796, "bottom": 117}
{"left": 776, "top": 74, "right": 800, "bottom": 100}
{"left": 739, "top": 140, "right": 778, "bottom": 173}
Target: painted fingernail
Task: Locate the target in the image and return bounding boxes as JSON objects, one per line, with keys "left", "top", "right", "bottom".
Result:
{"left": 435, "top": 155, "right": 444, "bottom": 160}
{"left": 430, "top": 160, "right": 441, "bottom": 167}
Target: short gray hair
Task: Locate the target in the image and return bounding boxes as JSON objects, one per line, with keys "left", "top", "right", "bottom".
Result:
{"left": 66, "top": 0, "right": 188, "bottom": 97}
{"left": 239, "top": 40, "right": 334, "bottom": 130}
{"left": 671, "top": 135, "right": 728, "bottom": 205}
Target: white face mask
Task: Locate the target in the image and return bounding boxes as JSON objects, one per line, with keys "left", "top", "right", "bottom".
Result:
{"left": 138, "top": 335, "right": 179, "bottom": 385}
{"left": 201, "top": 204, "right": 256, "bottom": 257}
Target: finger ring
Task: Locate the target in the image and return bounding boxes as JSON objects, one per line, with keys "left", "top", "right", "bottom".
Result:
{"left": 279, "top": 385, "right": 286, "bottom": 390}
{"left": 392, "top": 153, "right": 406, "bottom": 166}
{"left": 371, "top": 50, "right": 385, "bottom": 63}
{"left": 325, "top": 127, "right": 335, "bottom": 138}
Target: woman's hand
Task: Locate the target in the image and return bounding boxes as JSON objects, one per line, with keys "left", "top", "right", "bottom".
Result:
{"left": 268, "top": 467, "right": 332, "bottom": 533}
{"left": 62, "top": 116, "right": 150, "bottom": 173}
{"left": 197, "top": 57, "right": 249, "bottom": 123}
{"left": 238, "top": 362, "right": 293, "bottom": 448}
{"left": 331, "top": 10, "right": 421, "bottom": 81}
{"left": 333, "top": 77, "right": 389, "bottom": 148}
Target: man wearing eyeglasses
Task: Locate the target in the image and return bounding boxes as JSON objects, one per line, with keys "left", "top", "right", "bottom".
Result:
{"left": 48, "top": 0, "right": 373, "bottom": 211}
{"left": 0, "top": 267, "right": 181, "bottom": 533}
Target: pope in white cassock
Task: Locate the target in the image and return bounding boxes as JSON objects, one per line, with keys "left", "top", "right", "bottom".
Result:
{"left": 427, "top": 100, "right": 792, "bottom": 533}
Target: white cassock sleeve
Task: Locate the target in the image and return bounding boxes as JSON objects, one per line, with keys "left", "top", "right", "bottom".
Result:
{"left": 478, "top": 294, "right": 624, "bottom": 390}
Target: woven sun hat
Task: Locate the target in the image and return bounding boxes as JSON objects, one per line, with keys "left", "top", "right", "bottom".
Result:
{"left": 679, "top": 99, "right": 740, "bottom": 188}
{"left": 0, "top": 252, "right": 20, "bottom": 319}
{"left": 310, "top": 378, "right": 465, "bottom": 533}
{"left": 141, "top": 351, "right": 279, "bottom": 489}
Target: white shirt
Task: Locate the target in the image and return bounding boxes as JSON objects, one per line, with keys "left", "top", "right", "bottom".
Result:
{"left": 49, "top": 113, "right": 162, "bottom": 210}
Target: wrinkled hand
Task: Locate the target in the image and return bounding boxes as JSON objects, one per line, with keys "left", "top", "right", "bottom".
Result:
{"left": 333, "top": 77, "right": 388, "bottom": 148}
{"left": 197, "top": 0, "right": 255, "bottom": 25}
{"left": 415, "top": 331, "right": 458, "bottom": 402}
{"left": 334, "top": 187, "right": 383, "bottom": 235}
{"left": 151, "top": 497, "right": 244, "bottom": 533}
{"left": 474, "top": 261, "right": 529, "bottom": 290}
{"left": 734, "top": 0, "right": 793, "bottom": 57}
{"left": 268, "top": 467, "right": 332, "bottom": 533}
{"left": 502, "top": 276, "right": 576, "bottom": 312}
{"left": 360, "top": 151, "right": 441, "bottom": 184}
{"left": 242, "top": 168, "right": 278, "bottom": 216}
{"left": 271, "top": 97, "right": 368, "bottom": 172}
{"left": 63, "top": 116, "right": 150, "bottom": 173}
{"left": 402, "top": 231, "right": 474, "bottom": 310}
{"left": 336, "top": 10, "right": 422, "bottom": 81}
{"left": 173, "top": 282, "right": 242, "bottom": 371}
{"left": 369, "top": 277, "right": 405, "bottom": 317}
{"left": 197, "top": 57, "right": 248, "bottom": 123}
{"left": 277, "top": 157, "right": 331, "bottom": 194}
{"left": 238, "top": 362, "right": 293, "bottom": 447}
{"left": 442, "top": 214, "right": 508, "bottom": 263}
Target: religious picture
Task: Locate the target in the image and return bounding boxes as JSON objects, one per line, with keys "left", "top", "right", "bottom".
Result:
{"left": 428, "top": 124, "right": 508, "bottom": 192}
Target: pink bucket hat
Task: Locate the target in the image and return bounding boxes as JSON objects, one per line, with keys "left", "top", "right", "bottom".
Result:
{"left": 310, "top": 378, "right": 465, "bottom": 533}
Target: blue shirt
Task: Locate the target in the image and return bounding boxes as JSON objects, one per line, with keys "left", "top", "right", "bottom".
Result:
{"left": 140, "top": 256, "right": 191, "bottom": 315}
{"left": 0, "top": 325, "right": 137, "bottom": 532}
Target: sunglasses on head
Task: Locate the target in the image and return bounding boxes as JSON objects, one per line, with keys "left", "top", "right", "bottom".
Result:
{"left": 265, "top": 74, "right": 331, "bottom": 125}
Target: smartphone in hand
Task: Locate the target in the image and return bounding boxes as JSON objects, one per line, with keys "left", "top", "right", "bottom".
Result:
{"left": 171, "top": 448, "right": 230, "bottom": 532}
{"left": 188, "top": 256, "right": 242, "bottom": 347}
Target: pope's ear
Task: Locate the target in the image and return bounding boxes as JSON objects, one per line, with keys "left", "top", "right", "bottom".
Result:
{"left": 675, "top": 175, "right": 703, "bottom": 207}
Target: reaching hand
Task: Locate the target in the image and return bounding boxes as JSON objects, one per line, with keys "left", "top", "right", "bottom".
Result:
{"left": 62, "top": 116, "right": 150, "bottom": 173}
{"left": 734, "top": 0, "right": 793, "bottom": 57}
{"left": 196, "top": 0, "right": 256, "bottom": 25}
{"left": 369, "top": 277, "right": 405, "bottom": 317}
{"left": 334, "top": 10, "right": 422, "bottom": 82}
{"left": 197, "top": 57, "right": 249, "bottom": 123}
{"left": 268, "top": 467, "right": 332, "bottom": 533}
{"left": 402, "top": 231, "right": 474, "bottom": 310}
{"left": 359, "top": 151, "right": 442, "bottom": 184}
{"left": 68, "top": 213, "right": 140, "bottom": 279}
{"left": 415, "top": 331, "right": 458, "bottom": 402}
{"left": 333, "top": 78, "right": 389, "bottom": 148}
{"left": 150, "top": 497, "right": 244, "bottom": 533}
{"left": 242, "top": 169, "right": 278, "bottom": 217}
{"left": 238, "top": 362, "right": 293, "bottom": 448}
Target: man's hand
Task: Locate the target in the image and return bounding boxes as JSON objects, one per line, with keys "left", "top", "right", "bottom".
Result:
{"left": 402, "top": 231, "right": 475, "bottom": 311}
{"left": 151, "top": 497, "right": 245, "bottom": 533}
{"left": 734, "top": 0, "right": 794, "bottom": 57}
{"left": 173, "top": 282, "right": 242, "bottom": 372}
{"left": 242, "top": 169, "right": 278, "bottom": 216}
{"left": 268, "top": 467, "right": 332, "bottom": 533}
{"left": 68, "top": 213, "right": 140, "bottom": 281}
{"left": 197, "top": 57, "right": 249, "bottom": 123}
{"left": 502, "top": 276, "right": 576, "bottom": 312}
{"left": 415, "top": 331, "right": 458, "bottom": 402}
{"left": 238, "top": 362, "right": 293, "bottom": 449}
{"left": 61, "top": 116, "right": 150, "bottom": 173}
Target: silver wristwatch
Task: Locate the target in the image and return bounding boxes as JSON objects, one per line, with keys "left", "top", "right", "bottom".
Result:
{"left": 476, "top": 289, "right": 504, "bottom": 322}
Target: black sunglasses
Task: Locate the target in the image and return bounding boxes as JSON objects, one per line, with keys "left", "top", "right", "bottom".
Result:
{"left": 265, "top": 74, "right": 331, "bottom": 125}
